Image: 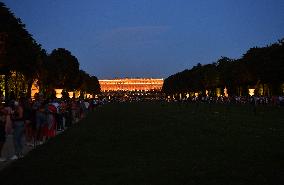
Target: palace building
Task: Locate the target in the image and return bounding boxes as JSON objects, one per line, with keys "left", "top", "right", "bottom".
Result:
{"left": 99, "top": 78, "right": 164, "bottom": 92}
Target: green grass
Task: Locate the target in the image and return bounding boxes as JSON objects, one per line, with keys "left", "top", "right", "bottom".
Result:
{"left": 1, "top": 102, "right": 284, "bottom": 185}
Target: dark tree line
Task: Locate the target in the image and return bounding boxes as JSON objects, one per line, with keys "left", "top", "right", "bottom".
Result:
{"left": 0, "top": 2, "right": 100, "bottom": 99}
{"left": 39, "top": 48, "right": 100, "bottom": 96}
{"left": 163, "top": 39, "right": 284, "bottom": 97}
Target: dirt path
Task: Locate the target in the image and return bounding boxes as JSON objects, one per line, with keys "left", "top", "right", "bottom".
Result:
{"left": 0, "top": 134, "right": 33, "bottom": 171}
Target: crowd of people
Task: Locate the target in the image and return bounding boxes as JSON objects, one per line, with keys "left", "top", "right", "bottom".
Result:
{"left": 0, "top": 92, "right": 98, "bottom": 162}
{"left": 172, "top": 95, "right": 284, "bottom": 106}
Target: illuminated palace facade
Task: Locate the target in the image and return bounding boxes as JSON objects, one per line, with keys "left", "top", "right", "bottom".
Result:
{"left": 99, "top": 78, "right": 164, "bottom": 92}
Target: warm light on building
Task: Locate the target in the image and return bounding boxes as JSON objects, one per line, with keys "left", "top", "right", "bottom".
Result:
{"left": 31, "top": 80, "right": 39, "bottom": 100}
{"left": 55, "top": 89, "right": 63, "bottom": 99}
{"left": 186, "top": 93, "right": 190, "bottom": 98}
{"left": 216, "top": 88, "right": 221, "bottom": 97}
{"left": 85, "top": 94, "right": 93, "bottom": 99}
{"left": 68, "top": 91, "right": 74, "bottom": 98}
{"left": 99, "top": 78, "right": 164, "bottom": 92}
{"left": 74, "top": 91, "right": 80, "bottom": 98}
{"left": 224, "top": 87, "right": 228, "bottom": 97}
{"left": 249, "top": 89, "right": 255, "bottom": 96}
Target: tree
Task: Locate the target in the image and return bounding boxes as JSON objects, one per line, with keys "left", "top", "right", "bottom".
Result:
{"left": 74, "top": 70, "right": 101, "bottom": 96}
{"left": 0, "top": 2, "right": 43, "bottom": 98}
{"left": 163, "top": 39, "right": 284, "bottom": 96}
{"left": 40, "top": 48, "right": 79, "bottom": 90}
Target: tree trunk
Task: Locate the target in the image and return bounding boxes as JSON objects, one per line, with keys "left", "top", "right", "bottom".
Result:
{"left": 26, "top": 79, "right": 32, "bottom": 98}
{"left": 4, "top": 72, "right": 8, "bottom": 101}
{"left": 15, "top": 71, "right": 18, "bottom": 98}
{"left": 262, "top": 83, "right": 265, "bottom": 96}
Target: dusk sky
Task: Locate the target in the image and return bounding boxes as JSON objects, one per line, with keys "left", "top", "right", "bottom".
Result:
{"left": 2, "top": 0, "right": 284, "bottom": 79}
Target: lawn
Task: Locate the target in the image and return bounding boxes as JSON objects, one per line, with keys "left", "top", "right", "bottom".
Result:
{"left": 1, "top": 102, "right": 284, "bottom": 185}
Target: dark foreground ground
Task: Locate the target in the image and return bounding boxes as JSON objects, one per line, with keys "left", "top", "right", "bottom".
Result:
{"left": 0, "top": 102, "right": 284, "bottom": 185}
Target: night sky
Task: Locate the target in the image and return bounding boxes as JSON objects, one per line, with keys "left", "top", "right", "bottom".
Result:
{"left": 2, "top": 0, "right": 284, "bottom": 79}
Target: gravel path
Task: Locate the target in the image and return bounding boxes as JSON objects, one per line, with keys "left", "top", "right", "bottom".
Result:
{"left": 0, "top": 135, "right": 34, "bottom": 171}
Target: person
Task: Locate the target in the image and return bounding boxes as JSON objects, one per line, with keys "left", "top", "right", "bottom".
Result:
{"left": 0, "top": 103, "right": 7, "bottom": 162}
{"left": 80, "top": 99, "right": 87, "bottom": 119}
{"left": 71, "top": 99, "right": 78, "bottom": 124}
{"left": 23, "top": 98, "right": 33, "bottom": 147}
{"left": 59, "top": 100, "right": 67, "bottom": 130}
{"left": 33, "top": 94, "right": 46, "bottom": 145}
{"left": 10, "top": 98, "right": 25, "bottom": 160}
{"left": 45, "top": 101, "right": 57, "bottom": 138}
{"left": 64, "top": 100, "right": 72, "bottom": 128}
{"left": 4, "top": 102, "right": 13, "bottom": 136}
{"left": 51, "top": 99, "right": 63, "bottom": 131}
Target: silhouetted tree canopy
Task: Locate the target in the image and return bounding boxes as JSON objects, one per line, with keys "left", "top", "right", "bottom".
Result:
{"left": 39, "top": 48, "right": 101, "bottom": 95}
{"left": 163, "top": 39, "right": 284, "bottom": 96}
{"left": 40, "top": 48, "right": 80, "bottom": 89}
{"left": 0, "top": 2, "right": 101, "bottom": 97}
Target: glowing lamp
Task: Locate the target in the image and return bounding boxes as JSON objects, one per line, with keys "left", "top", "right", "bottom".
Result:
{"left": 186, "top": 93, "right": 190, "bottom": 98}
{"left": 249, "top": 89, "right": 255, "bottom": 96}
{"left": 224, "top": 87, "right": 228, "bottom": 97}
{"left": 31, "top": 80, "right": 39, "bottom": 100}
{"left": 74, "top": 91, "right": 80, "bottom": 98}
{"left": 68, "top": 92, "right": 73, "bottom": 98}
{"left": 216, "top": 88, "right": 221, "bottom": 97}
{"left": 55, "top": 89, "right": 63, "bottom": 99}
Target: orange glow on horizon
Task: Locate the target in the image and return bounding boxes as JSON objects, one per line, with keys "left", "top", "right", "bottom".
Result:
{"left": 99, "top": 78, "right": 164, "bottom": 92}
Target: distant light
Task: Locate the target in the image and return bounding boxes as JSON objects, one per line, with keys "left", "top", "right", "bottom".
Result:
{"left": 186, "top": 93, "right": 190, "bottom": 98}
{"left": 31, "top": 80, "right": 39, "bottom": 100}
{"left": 55, "top": 89, "right": 63, "bottom": 99}
{"left": 75, "top": 91, "right": 80, "bottom": 98}
{"left": 224, "top": 87, "right": 228, "bottom": 97}
{"left": 68, "top": 92, "right": 73, "bottom": 98}
{"left": 216, "top": 88, "right": 221, "bottom": 97}
{"left": 249, "top": 89, "right": 255, "bottom": 96}
{"left": 98, "top": 78, "right": 163, "bottom": 92}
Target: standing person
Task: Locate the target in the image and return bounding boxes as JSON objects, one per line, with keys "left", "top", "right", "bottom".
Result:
{"left": 4, "top": 101, "right": 13, "bottom": 136}
{"left": 46, "top": 100, "right": 57, "bottom": 138}
{"left": 71, "top": 98, "right": 77, "bottom": 124}
{"left": 10, "top": 98, "right": 25, "bottom": 160}
{"left": 80, "top": 99, "right": 87, "bottom": 119}
{"left": 0, "top": 103, "right": 7, "bottom": 162}
{"left": 33, "top": 94, "right": 46, "bottom": 145}
{"left": 65, "top": 100, "right": 72, "bottom": 128}
{"left": 60, "top": 100, "right": 67, "bottom": 130}
{"left": 51, "top": 99, "right": 63, "bottom": 131}
{"left": 23, "top": 98, "right": 33, "bottom": 146}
